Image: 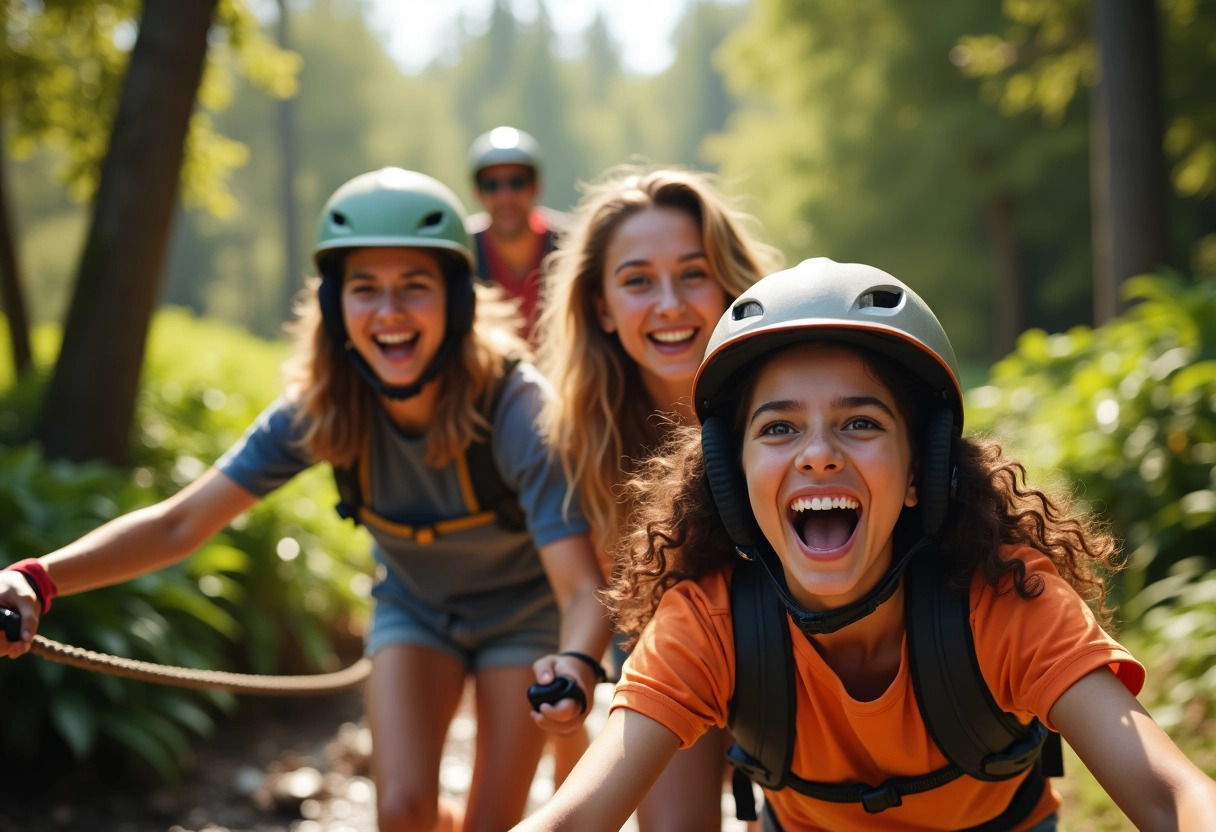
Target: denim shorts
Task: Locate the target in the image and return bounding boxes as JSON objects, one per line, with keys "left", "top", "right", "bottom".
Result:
{"left": 366, "top": 564, "right": 560, "bottom": 671}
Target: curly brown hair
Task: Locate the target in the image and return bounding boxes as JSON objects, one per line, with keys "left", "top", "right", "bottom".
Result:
{"left": 605, "top": 347, "right": 1123, "bottom": 644}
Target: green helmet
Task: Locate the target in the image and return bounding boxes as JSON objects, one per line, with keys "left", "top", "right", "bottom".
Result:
{"left": 311, "top": 168, "right": 476, "bottom": 401}
{"left": 693, "top": 257, "right": 962, "bottom": 429}
{"left": 313, "top": 167, "right": 473, "bottom": 269}
{"left": 467, "top": 126, "right": 542, "bottom": 178}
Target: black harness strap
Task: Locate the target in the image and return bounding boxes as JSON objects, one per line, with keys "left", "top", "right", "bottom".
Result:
{"left": 905, "top": 548, "right": 1057, "bottom": 782}
{"left": 726, "top": 539, "right": 1056, "bottom": 827}
{"left": 726, "top": 557, "right": 794, "bottom": 820}
{"left": 463, "top": 357, "right": 526, "bottom": 532}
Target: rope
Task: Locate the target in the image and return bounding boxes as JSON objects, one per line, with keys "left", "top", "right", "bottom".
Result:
{"left": 26, "top": 635, "right": 371, "bottom": 696}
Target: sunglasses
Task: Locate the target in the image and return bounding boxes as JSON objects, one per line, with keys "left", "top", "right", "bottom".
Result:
{"left": 477, "top": 174, "right": 533, "bottom": 194}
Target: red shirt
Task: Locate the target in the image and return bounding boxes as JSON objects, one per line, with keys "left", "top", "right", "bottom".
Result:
{"left": 473, "top": 210, "right": 553, "bottom": 342}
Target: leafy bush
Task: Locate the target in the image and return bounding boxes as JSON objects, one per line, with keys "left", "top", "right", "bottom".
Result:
{"left": 965, "top": 273, "right": 1216, "bottom": 778}
{"left": 0, "top": 443, "right": 238, "bottom": 783}
{"left": 966, "top": 273, "right": 1216, "bottom": 604}
{"left": 0, "top": 308, "right": 371, "bottom": 782}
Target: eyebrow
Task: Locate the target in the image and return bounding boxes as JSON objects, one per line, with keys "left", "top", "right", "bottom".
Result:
{"left": 748, "top": 395, "right": 897, "bottom": 426}
{"left": 346, "top": 267, "right": 437, "bottom": 281}
{"left": 612, "top": 250, "right": 708, "bottom": 276}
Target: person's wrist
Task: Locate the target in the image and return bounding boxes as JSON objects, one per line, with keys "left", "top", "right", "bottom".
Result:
{"left": 5, "top": 559, "right": 57, "bottom": 615}
{"left": 560, "top": 650, "right": 607, "bottom": 684}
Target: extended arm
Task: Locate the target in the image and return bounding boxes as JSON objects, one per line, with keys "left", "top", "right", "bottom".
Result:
{"left": 1051, "top": 666, "right": 1216, "bottom": 830}
{"left": 530, "top": 533, "right": 613, "bottom": 733}
{"left": 513, "top": 707, "right": 680, "bottom": 831}
{"left": 1, "top": 467, "right": 258, "bottom": 657}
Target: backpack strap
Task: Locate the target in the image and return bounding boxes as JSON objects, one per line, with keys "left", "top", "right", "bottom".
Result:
{"left": 465, "top": 357, "right": 526, "bottom": 532}
{"left": 724, "top": 539, "right": 1058, "bottom": 824}
{"left": 540, "top": 226, "right": 558, "bottom": 260}
{"left": 904, "top": 544, "right": 1057, "bottom": 782}
{"left": 333, "top": 462, "right": 363, "bottom": 522}
{"left": 725, "top": 556, "right": 795, "bottom": 821}
{"left": 472, "top": 229, "right": 491, "bottom": 284}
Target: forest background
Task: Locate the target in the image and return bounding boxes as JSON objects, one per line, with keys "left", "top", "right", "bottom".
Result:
{"left": 0, "top": 1, "right": 1214, "bottom": 829}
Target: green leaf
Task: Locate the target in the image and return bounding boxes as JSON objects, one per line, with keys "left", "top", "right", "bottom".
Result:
{"left": 48, "top": 690, "right": 97, "bottom": 758}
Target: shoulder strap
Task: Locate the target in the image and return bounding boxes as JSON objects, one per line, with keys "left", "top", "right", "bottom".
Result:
{"left": 541, "top": 226, "right": 558, "bottom": 260}
{"left": 472, "top": 229, "right": 490, "bottom": 283}
{"left": 724, "top": 542, "right": 1061, "bottom": 824}
{"left": 332, "top": 461, "right": 361, "bottom": 523}
{"left": 726, "top": 557, "right": 795, "bottom": 821}
{"left": 465, "top": 357, "right": 526, "bottom": 531}
{"left": 905, "top": 544, "right": 1060, "bottom": 781}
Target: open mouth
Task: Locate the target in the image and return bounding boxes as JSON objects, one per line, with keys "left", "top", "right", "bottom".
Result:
{"left": 373, "top": 331, "right": 419, "bottom": 361}
{"left": 790, "top": 495, "right": 860, "bottom": 551}
{"left": 647, "top": 328, "right": 697, "bottom": 349}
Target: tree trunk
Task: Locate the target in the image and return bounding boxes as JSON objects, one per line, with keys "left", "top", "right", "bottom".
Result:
{"left": 276, "top": 0, "right": 303, "bottom": 325}
{"left": 1090, "top": 0, "right": 1169, "bottom": 324}
{"left": 36, "top": 0, "right": 220, "bottom": 465}
{"left": 985, "top": 193, "right": 1024, "bottom": 358}
{"left": 0, "top": 121, "right": 33, "bottom": 379}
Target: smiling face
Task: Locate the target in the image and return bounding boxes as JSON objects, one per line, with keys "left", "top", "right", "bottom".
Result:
{"left": 740, "top": 342, "right": 918, "bottom": 611}
{"left": 341, "top": 246, "right": 447, "bottom": 389}
{"left": 595, "top": 206, "right": 729, "bottom": 409}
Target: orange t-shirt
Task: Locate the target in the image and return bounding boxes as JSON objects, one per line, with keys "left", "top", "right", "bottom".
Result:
{"left": 612, "top": 545, "right": 1145, "bottom": 832}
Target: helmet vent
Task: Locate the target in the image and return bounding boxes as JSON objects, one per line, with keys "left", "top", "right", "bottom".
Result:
{"left": 421, "top": 210, "right": 444, "bottom": 229}
{"left": 732, "top": 299, "right": 764, "bottom": 320}
{"left": 859, "top": 289, "right": 902, "bottom": 310}
{"left": 331, "top": 210, "right": 348, "bottom": 227}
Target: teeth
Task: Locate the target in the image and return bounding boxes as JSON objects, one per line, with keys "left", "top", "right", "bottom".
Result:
{"left": 375, "top": 332, "right": 415, "bottom": 345}
{"left": 651, "top": 329, "right": 695, "bottom": 343}
{"left": 791, "top": 496, "right": 860, "bottom": 512}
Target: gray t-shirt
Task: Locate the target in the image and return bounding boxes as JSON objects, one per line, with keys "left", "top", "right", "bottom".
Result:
{"left": 216, "top": 361, "right": 588, "bottom": 633}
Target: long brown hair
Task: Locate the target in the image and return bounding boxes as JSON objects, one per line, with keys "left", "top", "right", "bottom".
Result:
{"left": 536, "top": 166, "right": 781, "bottom": 557}
{"left": 281, "top": 269, "right": 528, "bottom": 468}
{"left": 607, "top": 347, "right": 1123, "bottom": 643}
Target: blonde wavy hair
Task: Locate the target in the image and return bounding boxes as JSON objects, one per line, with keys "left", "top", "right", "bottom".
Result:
{"left": 281, "top": 258, "right": 529, "bottom": 469}
{"left": 535, "top": 165, "right": 781, "bottom": 558}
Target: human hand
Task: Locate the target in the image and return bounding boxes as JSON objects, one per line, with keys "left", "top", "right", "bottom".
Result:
{"left": 528, "top": 652, "right": 601, "bottom": 736}
{"left": 0, "top": 570, "right": 41, "bottom": 658}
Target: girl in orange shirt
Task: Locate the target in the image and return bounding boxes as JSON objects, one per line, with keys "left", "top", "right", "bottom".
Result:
{"left": 516, "top": 258, "right": 1216, "bottom": 831}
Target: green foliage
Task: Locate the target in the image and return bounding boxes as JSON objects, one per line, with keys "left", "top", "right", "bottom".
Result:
{"left": 0, "top": 308, "right": 370, "bottom": 782}
{"left": 709, "top": 0, "right": 1094, "bottom": 360}
{"left": 0, "top": 442, "right": 237, "bottom": 783}
{"left": 966, "top": 273, "right": 1216, "bottom": 602}
{"left": 956, "top": 0, "right": 1216, "bottom": 202}
{"left": 1123, "top": 561, "right": 1216, "bottom": 748}
{"left": 1, "top": 0, "right": 300, "bottom": 216}
{"left": 10, "top": 1, "right": 751, "bottom": 338}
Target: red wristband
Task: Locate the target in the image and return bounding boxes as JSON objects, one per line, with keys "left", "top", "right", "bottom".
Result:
{"left": 6, "top": 558, "right": 57, "bottom": 615}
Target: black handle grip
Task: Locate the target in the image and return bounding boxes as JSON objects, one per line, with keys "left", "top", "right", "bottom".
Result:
{"left": 526, "top": 676, "right": 587, "bottom": 715}
{"left": 1, "top": 608, "right": 20, "bottom": 642}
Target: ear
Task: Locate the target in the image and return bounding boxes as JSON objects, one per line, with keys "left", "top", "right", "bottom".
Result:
{"left": 593, "top": 294, "right": 616, "bottom": 334}
{"left": 904, "top": 472, "right": 919, "bottom": 508}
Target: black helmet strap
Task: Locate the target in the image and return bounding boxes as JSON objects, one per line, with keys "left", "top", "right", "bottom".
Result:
{"left": 739, "top": 533, "right": 932, "bottom": 637}
{"left": 343, "top": 337, "right": 454, "bottom": 401}
{"left": 701, "top": 399, "right": 956, "bottom": 634}
{"left": 316, "top": 253, "right": 473, "bottom": 402}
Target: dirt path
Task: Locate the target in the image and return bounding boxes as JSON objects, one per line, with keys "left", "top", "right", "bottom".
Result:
{"left": 0, "top": 681, "right": 749, "bottom": 832}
